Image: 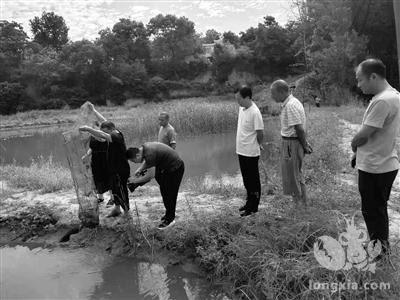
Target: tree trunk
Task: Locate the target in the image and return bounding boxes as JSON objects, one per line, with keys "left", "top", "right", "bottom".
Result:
{"left": 394, "top": 0, "right": 400, "bottom": 87}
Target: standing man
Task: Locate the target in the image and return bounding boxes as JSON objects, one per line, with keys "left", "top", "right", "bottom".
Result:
{"left": 126, "top": 142, "right": 185, "bottom": 229}
{"left": 271, "top": 80, "right": 312, "bottom": 208}
{"left": 79, "top": 104, "right": 130, "bottom": 217}
{"left": 235, "top": 86, "right": 264, "bottom": 217}
{"left": 351, "top": 58, "right": 400, "bottom": 257}
{"left": 127, "top": 112, "right": 177, "bottom": 192}
{"left": 158, "top": 112, "right": 177, "bottom": 149}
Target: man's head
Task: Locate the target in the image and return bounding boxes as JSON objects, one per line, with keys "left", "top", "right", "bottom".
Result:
{"left": 126, "top": 147, "right": 143, "bottom": 163}
{"left": 271, "top": 80, "right": 290, "bottom": 103}
{"left": 235, "top": 85, "right": 252, "bottom": 108}
{"left": 100, "top": 121, "right": 116, "bottom": 134}
{"left": 355, "top": 58, "right": 387, "bottom": 95}
{"left": 158, "top": 112, "right": 169, "bottom": 127}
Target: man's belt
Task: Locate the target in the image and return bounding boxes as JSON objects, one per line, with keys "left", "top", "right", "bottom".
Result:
{"left": 282, "top": 136, "right": 298, "bottom": 140}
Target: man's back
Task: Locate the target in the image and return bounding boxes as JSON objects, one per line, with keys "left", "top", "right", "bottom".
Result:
{"left": 143, "top": 142, "right": 182, "bottom": 173}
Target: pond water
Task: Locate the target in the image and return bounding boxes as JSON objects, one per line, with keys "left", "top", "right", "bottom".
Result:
{"left": 0, "top": 244, "right": 222, "bottom": 300}
{"left": 0, "top": 119, "right": 279, "bottom": 181}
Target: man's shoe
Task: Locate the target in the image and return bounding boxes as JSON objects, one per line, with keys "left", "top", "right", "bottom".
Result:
{"left": 240, "top": 210, "right": 256, "bottom": 217}
{"left": 161, "top": 215, "right": 166, "bottom": 221}
{"left": 106, "top": 207, "right": 121, "bottom": 218}
{"left": 239, "top": 205, "right": 248, "bottom": 212}
{"left": 158, "top": 219, "right": 175, "bottom": 230}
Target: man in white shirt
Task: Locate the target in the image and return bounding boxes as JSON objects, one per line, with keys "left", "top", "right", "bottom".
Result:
{"left": 351, "top": 58, "right": 400, "bottom": 258}
{"left": 235, "top": 86, "right": 264, "bottom": 216}
{"left": 271, "top": 79, "right": 312, "bottom": 208}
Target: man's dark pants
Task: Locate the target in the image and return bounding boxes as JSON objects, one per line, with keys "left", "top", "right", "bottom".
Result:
{"left": 111, "top": 172, "right": 130, "bottom": 211}
{"left": 238, "top": 155, "right": 261, "bottom": 212}
{"left": 155, "top": 163, "right": 185, "bottom": 222}
{"left": 358, "top": 169, "right": 398, "bottom": 252}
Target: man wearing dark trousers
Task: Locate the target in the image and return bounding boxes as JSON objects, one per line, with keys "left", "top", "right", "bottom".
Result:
{"left": 351, "top": 58, "right": 400, "bottom": 259}
{"left": 235, "top": 86, "right": 264, "bottom": 216}
{"left": 126, "top": 142, "right": 184, "bottom": 229}
{"left": 80, "top": 121, "right": 130, "bottom": 217}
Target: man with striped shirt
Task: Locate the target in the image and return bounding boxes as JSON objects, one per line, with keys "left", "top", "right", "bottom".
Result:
{"left": 271, "top": 80, "right": 312, "bottom": 208}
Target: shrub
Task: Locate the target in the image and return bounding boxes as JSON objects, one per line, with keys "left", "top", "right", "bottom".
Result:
{"left": 0, "top": 81, "right": 24, "bottom": 115}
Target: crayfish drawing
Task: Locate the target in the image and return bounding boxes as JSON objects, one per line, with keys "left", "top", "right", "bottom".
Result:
{"left": 313, "top": 215, "right": 381, "bottom": 273}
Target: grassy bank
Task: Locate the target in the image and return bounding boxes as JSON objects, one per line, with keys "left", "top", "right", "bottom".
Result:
{"left": 1, "top": 157, "right": 72, "bottom": 193}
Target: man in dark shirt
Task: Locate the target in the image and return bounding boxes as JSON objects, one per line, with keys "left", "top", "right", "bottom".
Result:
{"left": 126, "top": 142, "right": 185, "bottom": 229}
{"left": 80, "top": 121, "right": 130, "bottom": 217}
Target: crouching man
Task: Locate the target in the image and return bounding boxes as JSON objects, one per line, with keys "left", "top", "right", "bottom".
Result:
{"left": 126, "top": 142, "right": 185, "bottom": 229}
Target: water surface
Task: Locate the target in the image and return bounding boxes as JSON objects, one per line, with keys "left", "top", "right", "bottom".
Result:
{"left": 0, "top": 244, "right": 219, "bottom": 300}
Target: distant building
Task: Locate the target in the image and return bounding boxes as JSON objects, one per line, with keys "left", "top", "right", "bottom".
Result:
{"left": 201, "top": 38, "right": 224, "bottom": 58}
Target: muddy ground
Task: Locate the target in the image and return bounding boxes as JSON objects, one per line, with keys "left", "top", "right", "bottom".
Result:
{"left": 0, "top": 175, "right": 274, "bottom": 262}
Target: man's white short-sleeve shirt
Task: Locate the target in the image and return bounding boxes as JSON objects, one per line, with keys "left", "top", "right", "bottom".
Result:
{"left": 236, "top": 102, "right": 264, "bottom": 157}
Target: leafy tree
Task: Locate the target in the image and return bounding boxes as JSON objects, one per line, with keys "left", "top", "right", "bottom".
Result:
{"left": 0, "top": 82, "right": 24, "bottom": 114}
{"left": 202, "top": 29, "right": 221, "bottom": 43}
{"left": 30, "top": 11, "right": 69, "bottom": 49}
{"left": 0, "top": 21, "right": 28, "bottom": 80}
{"left": 60, "top": 40, "right": 109, "bottom": 101}
{"left": 96, "top": 19, "right": 150, "bottom": 64}
{"left": 240, "top": 16, "right": 294, "bottom": 76}
{"left": 19, "top": 47, "right": 66, "bottom": 101}
{"left": 222, "top": 31, "right": 240, "bottom": 46}
{"left": 350, "top": 0, "right": 398, "bottom": 87}
{"left": 147, "top": 14, "right": 202, "bottom": 79}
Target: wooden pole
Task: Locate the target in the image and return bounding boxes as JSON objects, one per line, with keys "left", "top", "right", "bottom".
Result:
{"left": 394, "top": 0, "right": 400, "bottom": 87}
{"left": 63, "top": 131, "right": 99, "bottom": 228}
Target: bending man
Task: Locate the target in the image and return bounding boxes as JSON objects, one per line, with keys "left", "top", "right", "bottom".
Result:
{"left": 127, "top": 142, "right": 184, "bottom": 229}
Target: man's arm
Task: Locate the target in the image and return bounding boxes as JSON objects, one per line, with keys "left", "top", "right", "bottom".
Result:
{"left": 351, "top": 125, "right": 379, "bottom": 152}
{"left": 256, "top": 130, "right": 264, "bottom": 150}
{"left": 294, "top": 124, "right": 312, "bottom": 154}
{"left": 79, "top": 125, "right": 112, "bottom": 142}
{"left": 168, "top": 128, "right": 177, "bottom": 149}
{"left": 87, "top": 102, "right": 107, "bottom": 123}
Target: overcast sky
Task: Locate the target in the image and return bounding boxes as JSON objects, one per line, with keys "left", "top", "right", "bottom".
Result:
{"left": 1, "top": 0, "right": 297, "bottom": 41}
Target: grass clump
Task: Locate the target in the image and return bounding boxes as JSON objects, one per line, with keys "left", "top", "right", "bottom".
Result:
{"left": 1, "top": 157, "right": 72, "bottom": 193}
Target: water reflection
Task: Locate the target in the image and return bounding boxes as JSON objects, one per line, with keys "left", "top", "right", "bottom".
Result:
{"left": 1, "top": 245, "right": 217, "bottom": 300}
{"left": 90, "top": 259, "right": 212, "bottom": 300}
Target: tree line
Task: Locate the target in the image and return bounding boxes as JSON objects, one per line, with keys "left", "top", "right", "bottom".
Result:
{"left": 0, "top": 0, "right": 397, "bottom": 114}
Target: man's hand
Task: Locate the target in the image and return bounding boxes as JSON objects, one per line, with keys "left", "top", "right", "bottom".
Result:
{"left": 304, "top": 142, "right": 313, "bottom": 155}
{"left": 351, "top": 153, "right": 356, "bottom": 168}
{"left": 259, "top": 144, "right": 265, "bottom": 151}
{"left": 87, "top": 102, "right": 94, "bottom": 112}
{"left": 135, "top": 168, "right": 147, "bottom": 177}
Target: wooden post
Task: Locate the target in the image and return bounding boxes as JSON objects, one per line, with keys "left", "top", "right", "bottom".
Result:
{"left": 63, "top": 131, "right": 99, "bottom": 227}
{"left": 62, "top": 102, "right": 100, "bottom": 228}
{"left": 394, "top": 0, "right": 400, "bottom": 87}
